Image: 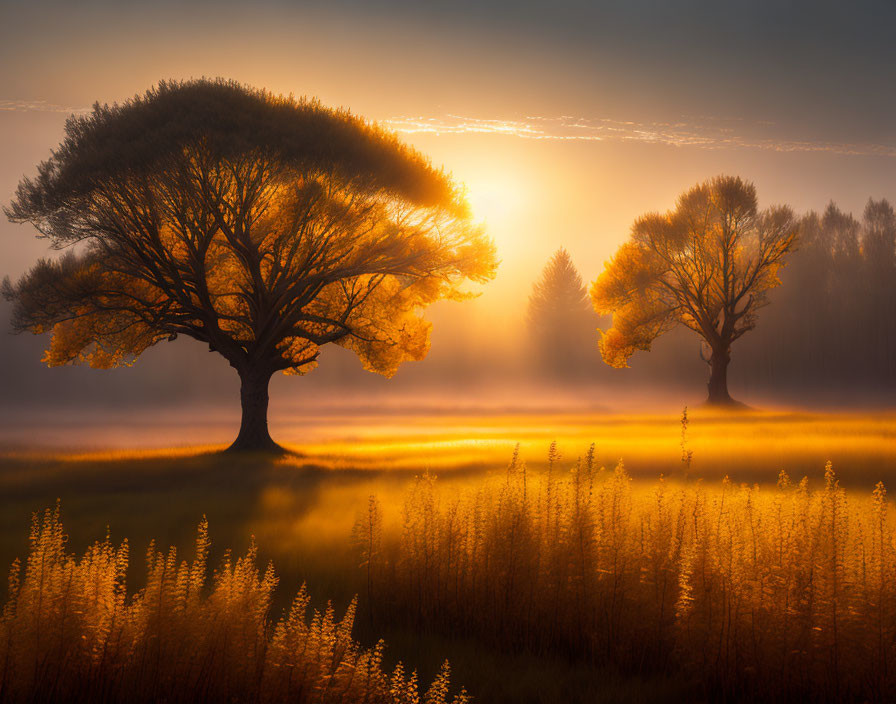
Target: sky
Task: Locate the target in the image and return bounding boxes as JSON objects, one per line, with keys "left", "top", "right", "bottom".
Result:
{"left": 1, "top": 0, "right": 895, "bottom": 412}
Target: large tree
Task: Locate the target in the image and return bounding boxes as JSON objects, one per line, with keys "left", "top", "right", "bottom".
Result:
{"left": 590, "top": 175, "right": 798, "bottom": 405}
{"left": 3, "top": 79, "right": 497, "bottom": 451}
{"left": 526, "top": 248, "right": 599, "bottom": 381}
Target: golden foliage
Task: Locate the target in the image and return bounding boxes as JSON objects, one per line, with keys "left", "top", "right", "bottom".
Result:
{"left": 590, "top": 175, "right": 798, "bottom": 368}
{"left": 6, "top": 80, "right": 498, "bottom": 381}
{"left": 30, "top": 174, "right": 496, "bottom": 378}
{"left": 0, "top": 505, "right": 467, "bottom": 704}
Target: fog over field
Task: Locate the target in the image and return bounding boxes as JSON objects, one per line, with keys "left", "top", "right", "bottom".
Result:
{"left": 3, "top": 2, "right": 896, "bottom": 424}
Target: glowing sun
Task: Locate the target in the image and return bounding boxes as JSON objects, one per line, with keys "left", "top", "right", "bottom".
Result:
{"left": 465, "top": 175, "right": 525, "bottom": 225}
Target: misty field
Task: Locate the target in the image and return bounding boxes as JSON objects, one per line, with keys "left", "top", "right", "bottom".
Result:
{"left": 1, "top": 409, "right": 895, "bottom": 702}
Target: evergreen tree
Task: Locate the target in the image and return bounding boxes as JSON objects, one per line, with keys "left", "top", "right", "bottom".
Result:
{"left": 526, "top": 249, "right": 599, "bottom": 381}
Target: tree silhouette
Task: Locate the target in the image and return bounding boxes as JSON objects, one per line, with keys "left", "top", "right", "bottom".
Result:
{"left": 3, "top": 79, "right": 497, "bottom": 451}
{"left": 590, "top": 175, "right": 798, "bottom": 405}
{"left": 526, "top": 248, "right": 598, "bottom": 381}
{"left": 735, "top": 197, "right": 896, "bottom": 395}
{"left": 861, "top": 199, "right": 896, "bottom": 374}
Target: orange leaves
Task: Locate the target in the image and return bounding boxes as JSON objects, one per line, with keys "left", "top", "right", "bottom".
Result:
{"left": 596, "top": 300, "right": 673, "bottom": 369}
{"left": 196, "top": 163, "right": 494, "bottom": 377}
{"left": 42, "top": 313, "right": 96, "bottom": 367}
{"left": 336, "top": 312, "right": 432, "bottom": 379}
{"left": 596, "top": 326, "right": 638, "bottom": 369}
{"left": 8, "top": 81, "right": 498, "bottom": 395}
{"left": 43, "top": 310, "right": 155, "bottom": 369}
{"left": 277, "top": 338, "right": 320, "bottom": 376}
{"left": 590, "top": 242, "right": 664, "bottom": 314}
{"left": 590, "top": 175, "right": 799, "bottom": 370}
{"left": 591, "top": 243, "right": 675, "bottom": 369}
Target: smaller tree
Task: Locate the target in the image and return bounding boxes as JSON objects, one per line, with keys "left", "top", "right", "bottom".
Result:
{"left": 590, "top": 175, "right": 798, "bottom": 405}
{"left": 526, "top": 248, "right": 598, "bottom": 381}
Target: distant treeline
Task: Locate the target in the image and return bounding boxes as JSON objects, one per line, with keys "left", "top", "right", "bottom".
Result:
{"left": 528, "top": 198, "right": 896, "bottom": 399}
{"left": 738, "top": 199, "right": 896, "bottom": 394}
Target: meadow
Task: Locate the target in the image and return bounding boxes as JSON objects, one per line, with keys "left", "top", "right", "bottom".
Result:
{"left": 1, "top": 409, "right": 895, "bottom": 702}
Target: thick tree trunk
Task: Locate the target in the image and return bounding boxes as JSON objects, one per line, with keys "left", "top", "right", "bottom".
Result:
{"left": 706, "top": 347, "right": 736, "bottom": 406}
{"left": 227, "top": 369, "right": 283, "bottom": 453}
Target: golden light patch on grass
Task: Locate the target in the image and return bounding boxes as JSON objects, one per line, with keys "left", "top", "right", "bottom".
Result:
{"left": 266, "top": 410, "right": 896, "bottom": 484}
{"left": 1, "top": 444, "right": 224, "bottom": 463}
{"left": 2, "top": 410, "right": 894, "bottom": 486}
{"left": 3, "top": 409, "right": 893, "bottom": 474}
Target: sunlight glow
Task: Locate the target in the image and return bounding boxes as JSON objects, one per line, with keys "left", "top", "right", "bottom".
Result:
{"left": 465, "top": 174, "right": 526, "bottom": 226}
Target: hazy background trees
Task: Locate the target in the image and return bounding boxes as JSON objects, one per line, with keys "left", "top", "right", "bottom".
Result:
{"left": 736, "top": 198, "right": 896, "bottom": 399}
{"left": 525, "top": 249, "right": 600, "bottom": 382}
{"left": 524, "top": 193, "right": 895, "bottom": 405}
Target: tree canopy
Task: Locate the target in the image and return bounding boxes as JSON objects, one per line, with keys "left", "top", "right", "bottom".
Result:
{"left": 590, "top": 175, "right": 798, "bottom": 404}
{"left": 3, "top": 79, "right": 497, "bottom": 449}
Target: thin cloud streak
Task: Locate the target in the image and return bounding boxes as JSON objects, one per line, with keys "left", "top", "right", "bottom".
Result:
{"left": 382, "top": 114, "right": 896, "bottom": 158}
{"left": 3, "top": 99, "right": 894, "bottom": 158}
{"left": 0, "top": 99, "right": 91, "bottom": 114}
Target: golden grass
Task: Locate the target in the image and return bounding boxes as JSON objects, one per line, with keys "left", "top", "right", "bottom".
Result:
{"left": 360, "top": 446, "right": 896, "bottom": 701}
{"left": 278, "top": 410, "right": 896, "bottom": 480}
{"left": 2, "top": 410, "right": 895, "bottom": 701}
{"left": 0, "top": 505, "right": 467, "bottom": 704}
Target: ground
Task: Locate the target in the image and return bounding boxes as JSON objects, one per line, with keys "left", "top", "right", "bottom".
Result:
{"left": 1, "top": 408, "right": 893, "bottom": 702}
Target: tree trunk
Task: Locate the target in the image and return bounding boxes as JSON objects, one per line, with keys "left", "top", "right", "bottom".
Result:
{"left": 227, "top": 369, "right": 283, "bottom": 453}
{"left": 706, "top": 347, "right": 735, "bottom": 406}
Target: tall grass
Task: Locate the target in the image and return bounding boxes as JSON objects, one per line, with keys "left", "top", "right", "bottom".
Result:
{"left": 0, "top": 505, "right": 467, "bottom": 704}
{"left": 360, "top": 448, "right": 896, "bottom": 701}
